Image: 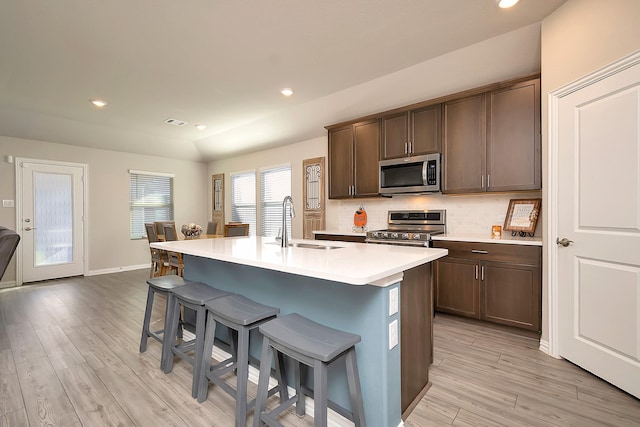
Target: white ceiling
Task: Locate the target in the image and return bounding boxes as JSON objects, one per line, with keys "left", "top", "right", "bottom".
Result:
{"left": 0, "top": 0, "right": 565, "bottom": 162}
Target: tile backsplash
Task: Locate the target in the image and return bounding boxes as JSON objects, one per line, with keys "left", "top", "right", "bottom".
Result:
{"left": 331, "top": 192, "right": 542, "bottom": 237}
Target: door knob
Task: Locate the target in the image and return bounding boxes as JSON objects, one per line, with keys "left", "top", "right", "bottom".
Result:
{"left": 24, "top": 227, "right": 34, "bottom": 231}
{"left": 556, "top": 237, "right": 574, "bottom": 247}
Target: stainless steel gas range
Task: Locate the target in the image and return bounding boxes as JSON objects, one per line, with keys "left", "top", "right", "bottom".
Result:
{"left": 365, "top": 210, "right": 446, "bottom": 247}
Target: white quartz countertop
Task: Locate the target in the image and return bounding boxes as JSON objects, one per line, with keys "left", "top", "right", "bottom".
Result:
{"left": 432, "top": 233, "right": 542, "bottom": 246}
{"left": 312, "top": 230, "right": 367, "bottom": 237}
{"left": 151, "top": 236, "right": 447, "bottom": 286}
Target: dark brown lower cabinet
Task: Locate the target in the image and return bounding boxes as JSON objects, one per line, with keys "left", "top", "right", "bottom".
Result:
{"left": 434, "top": 241, "right": 541, "bottom": 332}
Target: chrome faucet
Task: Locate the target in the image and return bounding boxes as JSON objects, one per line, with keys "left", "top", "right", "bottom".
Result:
{"left": 281, "top": 195, "right": 295, "bottom": 248}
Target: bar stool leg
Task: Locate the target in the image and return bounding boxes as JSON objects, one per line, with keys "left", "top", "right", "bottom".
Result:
{"left": 162, "top": 294, "right": 181, "bottom": 374}
{"left": 295, "top": 362, "right": 305, "bottom": 416}
{"left": 235, "top": 326, "right": 250, "bottom": 427}
{"left": 192, "top": 305, "right": 207, "bottom": 398}
{"left": 345, "top": 348, "right": 366, "bottom": 427}
{"left": 253, "top": 337, "right": 274, "bottom": 427}
{"left": 139, "top": 286, "right": 155, "bottom": 353}
{"left": 196, "top": 310, "right": 217, "bottom": 403}
{"left": 274, "top": 349, "right": 289, "bottom": 403}
{"left": 313, "top": 360, "right": 328, "bottom": 427}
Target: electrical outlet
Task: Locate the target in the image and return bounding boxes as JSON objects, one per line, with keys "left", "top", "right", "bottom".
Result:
{"left": 2, "top": 200, "right": 14, "bottom": 208}
{"left": 389, "top": 287, "right": 399, "bottom": 316}
{"left": 388, "top": 319, "right": 398, "bottom": 350}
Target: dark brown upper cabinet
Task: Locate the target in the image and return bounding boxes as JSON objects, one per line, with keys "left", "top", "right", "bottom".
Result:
{"left": 443, "top": 94, "right": 486, "bottom": 193}
{"left": 381, "top": 104, "right": 441, "bottom": 160}
{"left": 328, "top": 119, "right": 380, "bottom": 199}
{"left": 487, "top": 79, "right": 541, "bottom": 192}
{"left": 443, "top": 78, "right": 541, "bottom": 194}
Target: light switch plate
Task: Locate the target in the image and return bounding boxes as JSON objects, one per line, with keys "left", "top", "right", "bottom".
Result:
{"left": 2, "top": 200, "right": 14, "bottom": 208}
{"left": 389, "top": 287, "right": 398, "bottom": 316}
{"left": 388, "top": 319, "right": 398, "bottom": 350}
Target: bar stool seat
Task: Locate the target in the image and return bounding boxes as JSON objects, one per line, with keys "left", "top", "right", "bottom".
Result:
{"left": 253, "top": 313, "right": 366, "bottom": 427}
{"left": 139, "top": 275, "right": 196, "bottom": 363}
{"left": 196, "top": 294, "right": 284, "bottom": 427}
{"left": 162, "top": 282, "right": 233, "bottom": 398}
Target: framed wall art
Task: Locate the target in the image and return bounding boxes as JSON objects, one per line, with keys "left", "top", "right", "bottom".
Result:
{"left": 503, "top": 198, "right": 541, "bottom": 237}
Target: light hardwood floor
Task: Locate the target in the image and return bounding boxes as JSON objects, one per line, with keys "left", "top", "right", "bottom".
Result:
{"left": 0, "top": 269, "right": 638, "bottom": 426}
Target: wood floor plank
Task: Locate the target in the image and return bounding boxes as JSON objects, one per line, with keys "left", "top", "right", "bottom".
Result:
{"left": 94, "top": 363, "right": 189, "bottom": 427}
{"left": 16, "top": 356, "right": 80, "bottom": 427}
{"left": 5, "top": 322, "right": 47, "bottom": 365}
{"left": 56, "top": 363, "right": 134, "bottom": 427}
{"left": 33, "top": 324, "right": 86, "bottom": 371}
{"left": 404, "top": 393, "right": 459, "bottom": 426}
{"left": 0, "top": 350, "right": 24, "bottom": 417}
{"left": 0, "top": 407, "right": 29, "bottom": 427}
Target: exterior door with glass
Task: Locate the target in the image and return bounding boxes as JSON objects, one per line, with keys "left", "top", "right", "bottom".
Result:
{"left": 19, "top": 161, "right": 85, "bottom": 283}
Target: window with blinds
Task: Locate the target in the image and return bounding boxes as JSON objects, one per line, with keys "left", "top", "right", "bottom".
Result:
{"left": 260, "top": 165, "right": 291, "bottom": 237}
{"left": 129, "top": 170, "right": 174, "bottom": 239}
{"left": 231, "top": 171, "right": 256, "bottom": 236}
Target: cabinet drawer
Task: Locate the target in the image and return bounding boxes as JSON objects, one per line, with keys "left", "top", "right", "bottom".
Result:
{"left": 433, "top": 241, "right": 540, "bottom": 265}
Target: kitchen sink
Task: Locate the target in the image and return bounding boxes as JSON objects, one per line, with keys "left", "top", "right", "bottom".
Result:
{"left": 266, "top": 242, "right": 342, "bottom": 250}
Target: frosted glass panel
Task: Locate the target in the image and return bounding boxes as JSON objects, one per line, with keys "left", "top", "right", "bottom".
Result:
{"left": 34, "top": 172, "right": 73, "bottom": 266}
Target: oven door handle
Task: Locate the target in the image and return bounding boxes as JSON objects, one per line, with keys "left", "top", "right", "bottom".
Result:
{"left": 365, "top": 238, "right": 430, "bottom": 247}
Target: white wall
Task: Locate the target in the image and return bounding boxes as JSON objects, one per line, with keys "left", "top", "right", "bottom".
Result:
{"left": 0, "top": 135, "right": 208, "bottom": 285}
{"left": 540, "top": 0, "right": 640, "bottom": 342}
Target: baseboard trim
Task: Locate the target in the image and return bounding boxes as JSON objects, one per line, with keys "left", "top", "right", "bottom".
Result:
{"left": 539, "top": 339, "right": 550, "bottom": 355}
{"left": 86, "top": 264, "right": 149, "bottom": 276}
{"left": 0, "top": 280, "right": 17, "bottom": 289}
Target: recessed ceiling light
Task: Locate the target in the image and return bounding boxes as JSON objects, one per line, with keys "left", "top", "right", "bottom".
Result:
{"left": 195, "top": 124, "right": 207, "bottom": 131}
{"left": 90, "top": 99, "right": 108, "bottom": 108}
{"left": 496, "top": 0, "right": 519, "bottom": 8}
{"left": 280, "top": 88, "right": 294, "bottom": 97}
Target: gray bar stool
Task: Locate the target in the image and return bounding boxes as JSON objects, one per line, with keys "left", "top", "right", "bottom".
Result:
{"left": 196, "top": 294, "right": 284, "bottom": 427}
{"left": 139, "top": 275, "right": 197, "bottom": 366}
{"left": 162, "top": 282, "right": 233, "bottom": 398}
{"left": 253, "top": 313, "right": 366, "bottom": 427}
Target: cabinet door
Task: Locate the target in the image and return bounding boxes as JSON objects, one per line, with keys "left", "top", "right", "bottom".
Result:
{"left": 481, "top": 261, "right": 541, "bottom": 331}
{"left": 411, "top": 104, "right": 441, "bottom": 155}
{"left": 353, "top": 119, "right": 380, "bottom": 197}
{"left": 435, "top": 257, "right": 480, "bottom": 318}
{"left": 443, "top": 94, "right": 486, "bottom": 194}
{"left": 381, "top": 112, "right": 409, "bottom": 160}
{"left": 328, "top": 126, "right": 353, "bottom": 199}
{"left": 487, "top": 79, "right": 541, "bottom": 191}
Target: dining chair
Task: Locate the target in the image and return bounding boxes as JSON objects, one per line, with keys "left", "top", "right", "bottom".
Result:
{"left": 163, "top": 223, "right": 184, "bottom": 276}
{"left": 0, "top": 226, "right": 20, "bottom": 281}
{"left": 206, "top": 221, "right": 218, "bottom": 235}
{"left": 145, "top": 223, "right": 168, "bottom": 278}
{"left": 154, "top": 221, "right": 175, "bottom": 241}
{"left": 224, "top": 223, "right": 249, "bottom": 237}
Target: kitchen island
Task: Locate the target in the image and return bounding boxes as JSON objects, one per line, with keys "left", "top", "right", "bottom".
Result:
{"left": 151, "top": 236, "right": 447, "bottom": 427}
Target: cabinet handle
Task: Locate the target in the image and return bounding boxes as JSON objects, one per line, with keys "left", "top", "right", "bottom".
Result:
{"left": 487, "top": 174, "right": 490, "bottom": 188}
{"left": 408, "top": 141, "right": 413, "bottom": 154}
{"left": 475, "top": 265, "right": 478, "bottom": 280}
{"left": 481, "top": 265, "right": 485, "bottom": 281}
{"left": 481, "top": 175, "right": 484, "bottom": 188}
{"left": 471, "top": 250, "right": 488, "bottom": 254}
{"left": 404, "top": 142, "right": 408, "bottom": 154}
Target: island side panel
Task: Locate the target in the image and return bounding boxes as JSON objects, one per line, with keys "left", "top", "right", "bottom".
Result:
{"left": 184, "top": 254, "right": 402, "bottom": 427}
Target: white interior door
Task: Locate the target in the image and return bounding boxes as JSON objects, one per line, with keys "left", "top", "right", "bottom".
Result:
{"left": 556, "top": 59, "right": 640, "bottom": 397}
{"left": 19, "top": 161, "right": 85, "bottom": 283}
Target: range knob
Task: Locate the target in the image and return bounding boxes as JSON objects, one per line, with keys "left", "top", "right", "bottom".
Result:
{"left": 401, "top": 233, "right": 410, "bottom": 240}
{"left": 391, "top": 232, "right": 399, "bottom": 239}
{"left": 370, "top": 232, "right": 378, "bottom": 238}
{"left": 381, "top": 232, "right": 388, "bottom": 238}
{"left": 413, "top": 233, "right": 421, "bottom": 240}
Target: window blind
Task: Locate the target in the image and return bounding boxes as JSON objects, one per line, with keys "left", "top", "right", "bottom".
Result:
{"left": 129, "top": 172, "right": 174, "bottom": 239}
{"left": 260, "top": 165, "right": 291, "bottom": 237}
{"left": 231, "top": 171, "right": 256, "bottom": 236}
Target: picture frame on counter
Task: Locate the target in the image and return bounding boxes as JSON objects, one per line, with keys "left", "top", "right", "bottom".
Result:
{"left": 503, "top": 198, "right": 541, "bottom": 237}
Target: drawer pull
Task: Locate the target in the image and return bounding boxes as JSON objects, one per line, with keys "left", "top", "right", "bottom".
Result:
{"left": 471, "top": 249, "right": 489, "bottom": 254}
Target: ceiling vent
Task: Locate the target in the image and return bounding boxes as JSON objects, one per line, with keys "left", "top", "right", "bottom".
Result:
{"left": 164, "top": 118, "right": 188, "bottom": 127}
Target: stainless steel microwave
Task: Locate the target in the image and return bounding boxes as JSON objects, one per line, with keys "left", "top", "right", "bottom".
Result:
{"left": 379, "top": 153, "right": 441, "bottom": 194}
